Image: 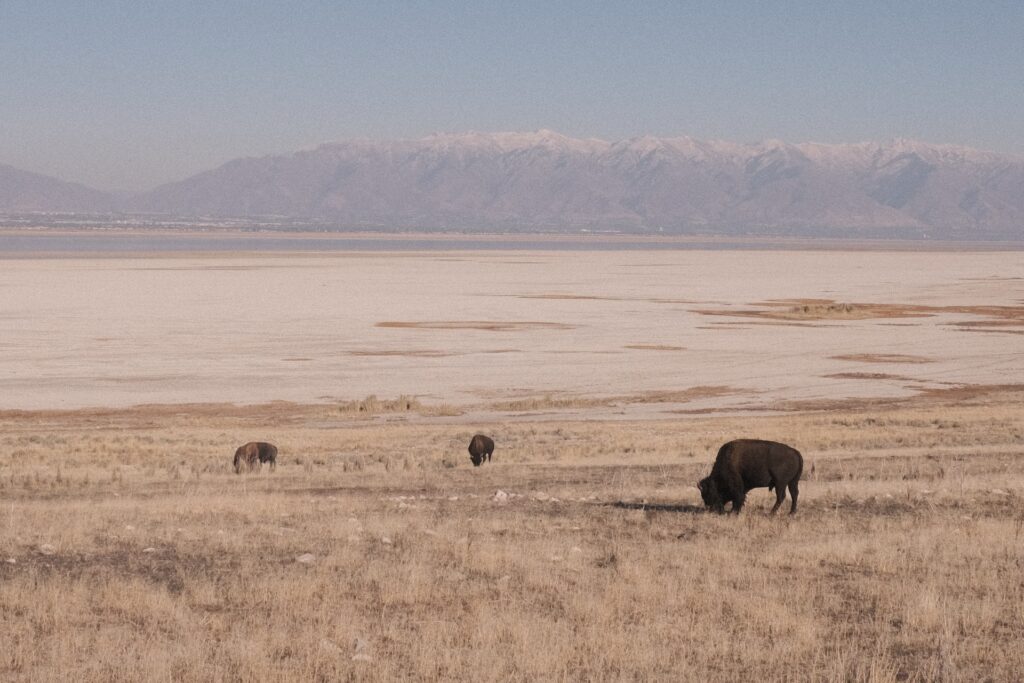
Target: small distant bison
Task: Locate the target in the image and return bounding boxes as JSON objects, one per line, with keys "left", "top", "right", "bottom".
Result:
{"left": 468, "top": 434, "right": 494, "bottom": 467}
{"left": 698, "top": 439, "right": 803, "bottom": 514}
{"left": 233, "top": 441, "right": 278, "bottom": 474}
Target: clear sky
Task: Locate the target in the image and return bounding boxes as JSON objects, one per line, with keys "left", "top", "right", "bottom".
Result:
{"left": 2, "top": 1, "right": 1022, "bottom": 192}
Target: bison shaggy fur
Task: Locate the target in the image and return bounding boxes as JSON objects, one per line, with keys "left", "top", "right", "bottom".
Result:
{"left": 468, "top": 434, "right": 494, "bottom": 467}
{"left": 233, "top": 441, "right": 278, "bottom": 474}
{"left": 698, "top": 439, "right": 803, "bottom": 514}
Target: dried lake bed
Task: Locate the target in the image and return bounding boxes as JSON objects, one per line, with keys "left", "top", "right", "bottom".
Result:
{"left": 2, "top": 244, "right": 1021, "bottom": 413}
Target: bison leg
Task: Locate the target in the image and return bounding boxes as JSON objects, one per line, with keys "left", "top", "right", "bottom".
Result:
{"left": 770, "top": 484, "right": 787, "bottom": 515}
{"left": 730, "top": 492, "right": 745, "bottom": 514}
{"left": 788, "top": 480, "right": 799, "bottom": 514}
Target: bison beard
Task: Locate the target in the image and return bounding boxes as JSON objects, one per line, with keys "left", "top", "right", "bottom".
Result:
{"left": 698, "top": 439, "right": 803, "bottom": 514}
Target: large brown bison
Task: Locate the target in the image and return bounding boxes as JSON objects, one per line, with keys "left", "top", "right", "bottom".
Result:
{"left": 698, "top": 439, "right": 803, "bottom": 514}
{"left": 468, "top": 434, "right": 494, "bottom": 467}
{"left": 233, "top": 441, "right": 278, "bottom": 474}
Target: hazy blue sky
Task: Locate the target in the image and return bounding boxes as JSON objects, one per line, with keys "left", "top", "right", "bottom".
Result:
{"left": 2, "top": 1, "right": 1022, "bottom": 191}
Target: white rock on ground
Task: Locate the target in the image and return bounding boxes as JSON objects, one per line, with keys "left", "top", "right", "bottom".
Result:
{"left": 352, "top": 637, "right": 372, "bottom": 662}
{"left": 296, "top": 553, "right": 316, "bottom": 564}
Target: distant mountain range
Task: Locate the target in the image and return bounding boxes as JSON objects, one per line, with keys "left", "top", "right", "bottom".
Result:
{"left": 4, "top": 131, "right": 1024, "bottom": 238}
{"left": 0, "top": 163, "right": 115, "bottom": 214}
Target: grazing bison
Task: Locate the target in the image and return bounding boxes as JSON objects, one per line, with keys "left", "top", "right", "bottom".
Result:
{"left": 233, "top": 441, "right": 278, "bottom": 474}
{"left": 468, "top": 434, "right": 494, "bottom": 467}
{"left": 698, "top": 439, "right": 803, "bottom": 514}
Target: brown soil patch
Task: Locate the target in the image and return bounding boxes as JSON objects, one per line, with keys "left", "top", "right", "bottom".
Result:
{"left": 518, "top": 294, "right": 621, "bottom": 301}
{"left": 823, "top": 372, "right": 915, "bottom": 381}
{"left": 348, "top": 350, "right": 456, "bottom": 358}
{"left": 376, "top": 321, "right": 575, "bottom": 331}
{"left": 694, "top": 299, "right": 1024, "bottom": 325}
{"left": 762, "top": 383, "right": 1024, "bottom": 413}
{"left": 624, "top": 344, "right": 686, "bottom": 351}
{"left": 953, "top": 328, "right": 1024, "bottom": 335}
{"left": 631, "top": 386, "right": 736, "bottom": 403}
{"left": 831, "top": 354, "right": 934, "bottom": 364}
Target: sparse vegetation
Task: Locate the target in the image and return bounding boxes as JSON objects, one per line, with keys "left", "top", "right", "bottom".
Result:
{"left": 1, "top": 387, "right": 1023, "bottom": 680}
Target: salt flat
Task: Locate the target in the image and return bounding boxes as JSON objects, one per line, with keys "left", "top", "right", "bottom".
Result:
{"left": 1, "top": 249, "right": 1021, "bottom": 411}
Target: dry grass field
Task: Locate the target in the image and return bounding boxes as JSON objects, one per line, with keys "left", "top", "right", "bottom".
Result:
{"left": 2, "top": 244, "right": 1023, "bottom": 681}
{"left": 2, "top": 385, "right": 1023, "bottom": 682}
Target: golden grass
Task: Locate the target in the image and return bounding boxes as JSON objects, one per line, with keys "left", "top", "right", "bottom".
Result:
{"left": 1, "top": 387, "right": 1023, "bottom": 681}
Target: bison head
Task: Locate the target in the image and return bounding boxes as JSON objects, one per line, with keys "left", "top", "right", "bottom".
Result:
{"left": 469, "top": 452, "right": 483, "bottom": 467}
{"left": 698, "top": 477, "right": 725, "bottom": 513}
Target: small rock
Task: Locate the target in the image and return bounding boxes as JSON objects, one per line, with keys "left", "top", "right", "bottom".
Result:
{"left": 533, "top": 491, "right": 550, "bottom": 501}
{"left": 570, "top": 546, "right": 583, "bottom": 554}
{"left": 380, "top": 536, "right": 392, "bottom": 545}
{"left": 319, "top": 638, "right": 343, "bottom": 655}
{"left": 448, "top": 496, "right": 459, "bottom": 501}
{"left": 991, "top": 488, "right": 1009, "bottom": 496}
{"left": 5, "top": 558, "right": 15, "bottom": 565}
{"left": 493, "top": 490, "right": 510, "bottom": 503}
{"left": 38, "top": 544, "right": 56, "bottom": 556}
{"left": 352, "top": 636, "right": 372, "bottom": 661}
{"left": 142, "top": 547, "right": 156, "bottom": 554}
{"left": 296, "top": 553, "right": 316, "bottom": 564}
{"left": 422, "top": 529, "right": 438, "bottom": 536}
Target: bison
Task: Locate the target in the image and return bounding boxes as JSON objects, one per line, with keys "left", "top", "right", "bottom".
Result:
{"left": 698, "top": 439, "right": 803, "bottom": 514}
{"left": 468, "top": 434, "right": 494, "bottom": 467}
{"left": 233, "top": 441, "right": 278, "bottom": 474}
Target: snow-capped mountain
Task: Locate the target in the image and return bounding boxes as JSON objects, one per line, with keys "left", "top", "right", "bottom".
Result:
{"left": 4, "top": 132, "right": 1023, "bottom": 238}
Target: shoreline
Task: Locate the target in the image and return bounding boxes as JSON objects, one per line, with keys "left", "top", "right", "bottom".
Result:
{"left": 2, "top": 226, "right": 1023, "bottom": 255}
